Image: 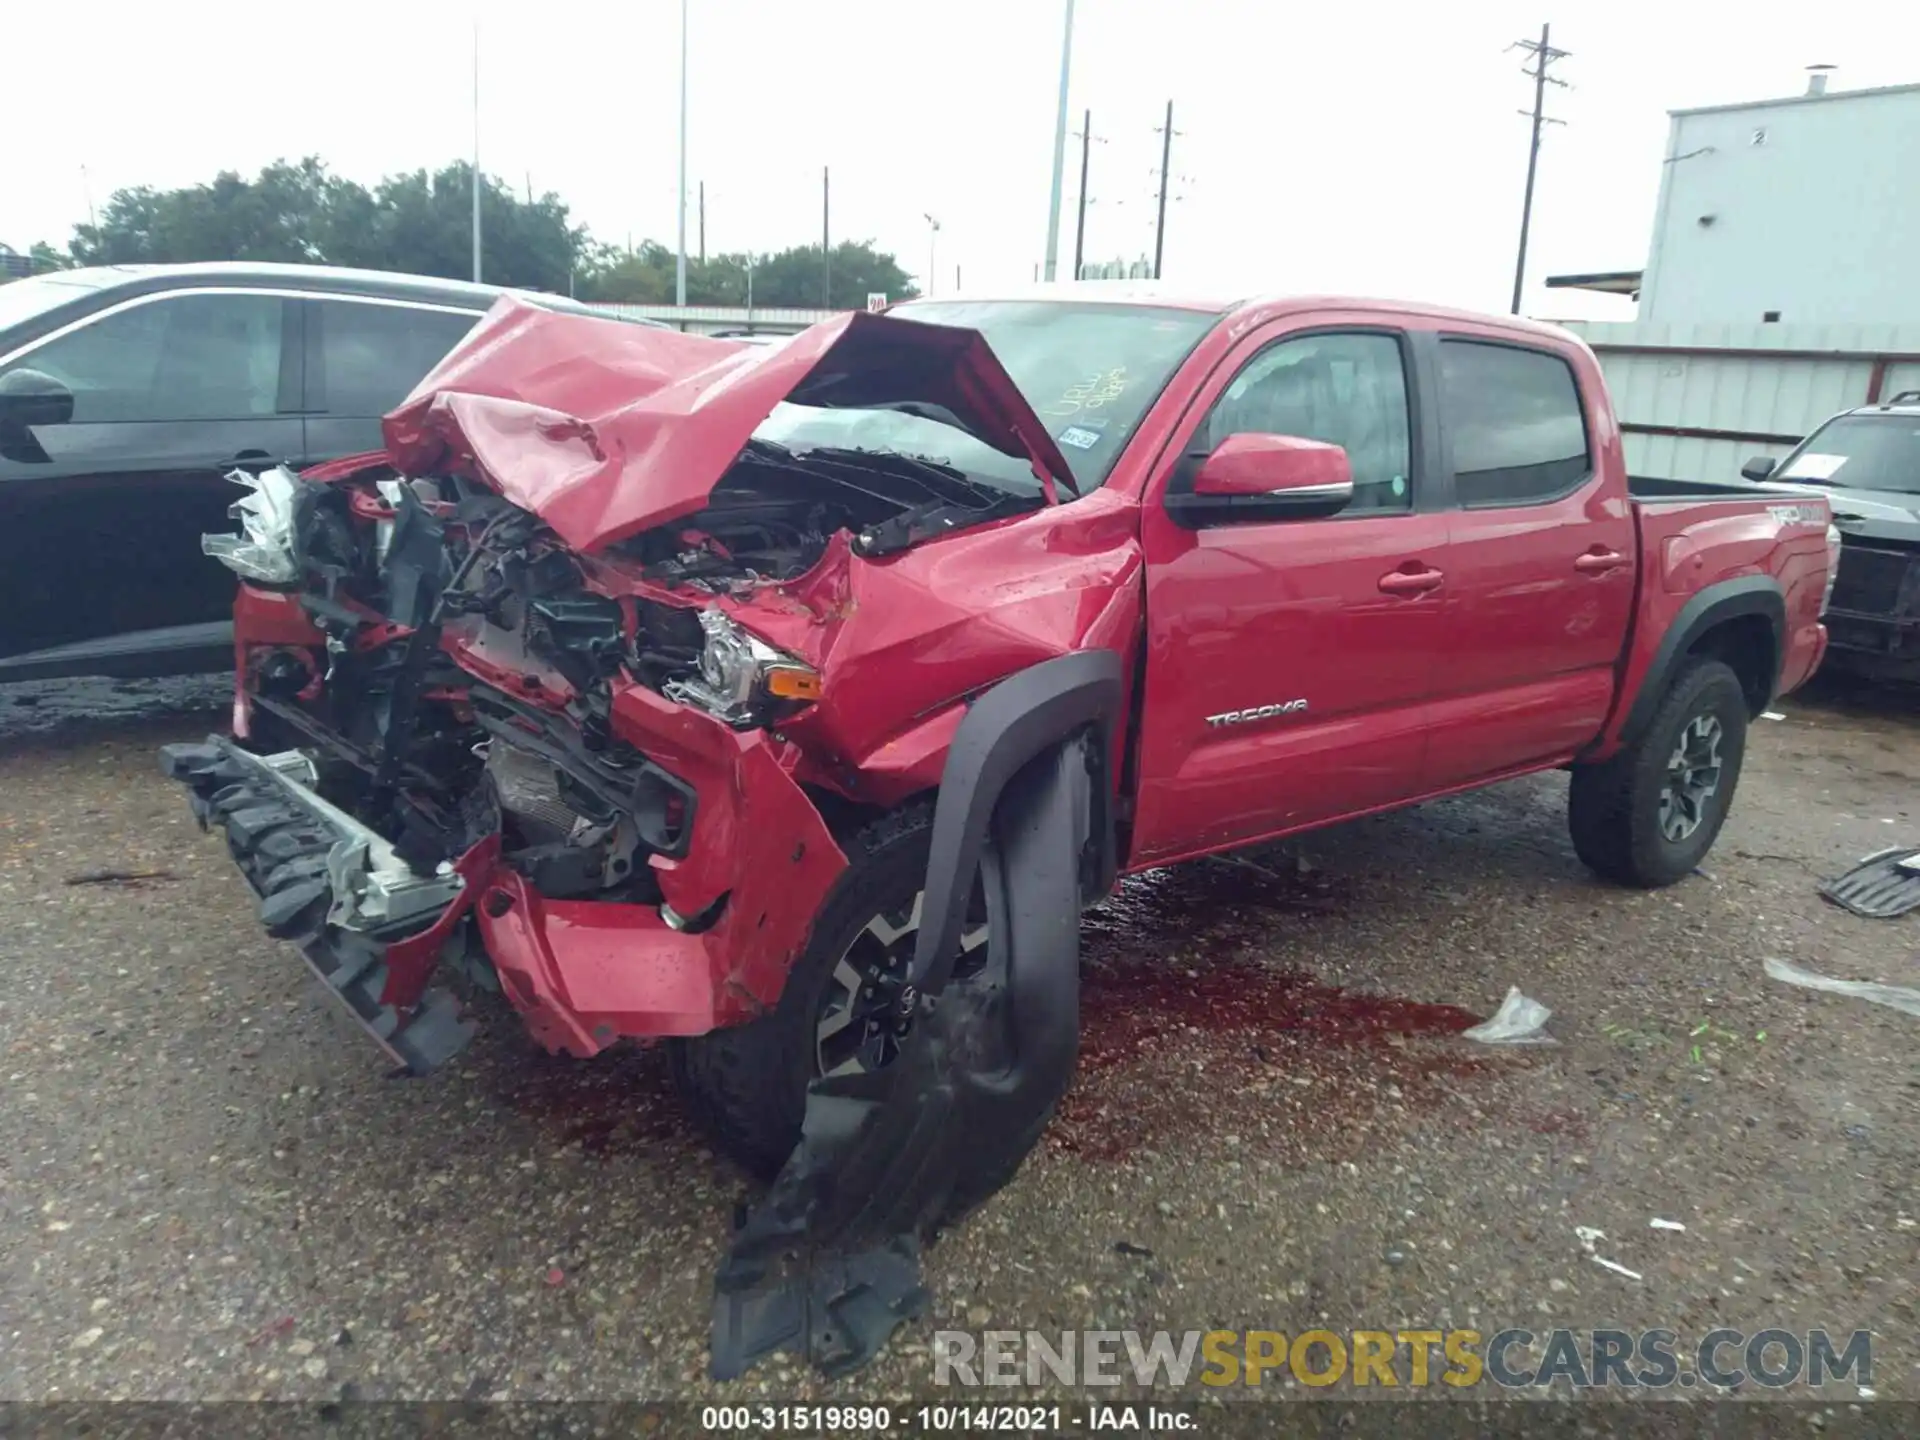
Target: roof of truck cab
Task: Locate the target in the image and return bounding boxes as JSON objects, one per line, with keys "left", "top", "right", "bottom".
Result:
{"left": 895, "top": 287, "right": 1582, "bottom": 342}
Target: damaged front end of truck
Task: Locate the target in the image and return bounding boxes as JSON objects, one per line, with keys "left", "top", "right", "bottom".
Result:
{"left": 163, "top": 298, "right": 1138, "bottom": 1377}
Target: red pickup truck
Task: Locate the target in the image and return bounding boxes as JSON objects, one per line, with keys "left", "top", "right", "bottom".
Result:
{"left": 164, "top": 291, "right": 1832, "bottom": 1369}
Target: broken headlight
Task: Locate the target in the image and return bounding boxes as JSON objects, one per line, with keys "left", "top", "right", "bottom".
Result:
{"left": 203, "top": 465, "right": 301, "bottom": 584}
{"left": 664, "top": 609, "right": 821, "bottom": 728}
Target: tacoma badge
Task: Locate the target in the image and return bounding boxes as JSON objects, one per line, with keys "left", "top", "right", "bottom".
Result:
{"left": 1205, "top": 699, "right": 1309, "bottom": 728}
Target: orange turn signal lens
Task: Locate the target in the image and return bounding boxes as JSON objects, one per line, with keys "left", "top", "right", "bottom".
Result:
{"left": 764, "top": 665, "right": 823, "bottom": 702}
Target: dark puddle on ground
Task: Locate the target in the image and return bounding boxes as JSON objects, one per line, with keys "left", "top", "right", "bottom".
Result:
{"left": 1082, "top": 855, "right": 1341, "bottom": 961}
{"left": 493, "top": 1042, "right": 695, "bottom": 1161}
{"left": 1057, "top": 861, "right": 1528, "bottom": 1162}
{"left": 0, "top": 675, "right": 228, "bottom": 742}
{"left": 1054, "top": 955, "right": 1498, "bottom": 1163}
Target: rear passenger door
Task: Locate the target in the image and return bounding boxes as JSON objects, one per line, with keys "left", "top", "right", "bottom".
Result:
{"left": 299, "top": 298, "right": 484, "bottom": 464}
{"left": 1421, "top": 335, "right": 1635, "bottom": 787}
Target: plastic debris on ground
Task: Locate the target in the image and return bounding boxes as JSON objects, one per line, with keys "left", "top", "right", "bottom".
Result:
{"left": 1574, "top": 1226, "right": 1641, "bottom": 1281}
{"left": 1764, "top": 956, "right": 1920, "bottom": 1019}
{"left": 1650, "top": 1218, "right": 1687, "bottom": 1232}
{"left": 1817, "top": 845, "right": 1920, "bottom": 919}
{"left": 1760, "top": 711, "right": 1786, "bottom": 721}
{"left": 1461, "top": 986, "right": 1555, "bottom": 1045}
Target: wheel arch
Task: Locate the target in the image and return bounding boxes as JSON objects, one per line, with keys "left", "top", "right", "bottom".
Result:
{"left": 1615, "top": 577, "right": 1784, "bottom": 751}
{"left": 908, "top": 648, "right": 1124, "bottom": 992}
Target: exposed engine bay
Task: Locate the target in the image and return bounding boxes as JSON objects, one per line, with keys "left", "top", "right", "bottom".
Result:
{"left": 220, "top": 438, "right": 1040, "bottom": 912}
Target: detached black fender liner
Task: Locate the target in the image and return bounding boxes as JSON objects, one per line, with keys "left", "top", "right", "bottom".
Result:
{"left": 1613, "top": 576, "right": 1786, "bottom": 751}
{"left": 160, "top": 737, "right": 483, "bottom": 1074}
{"left": 710, "top": 650, "right": 1123, "bottom": 1380}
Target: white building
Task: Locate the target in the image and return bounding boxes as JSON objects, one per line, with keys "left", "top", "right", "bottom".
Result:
{"left": 1544, "top": 74, "right": 1920, "bottom": 482}
{"left": 1637, "top": 79, "right": 1920, "bottom": 326}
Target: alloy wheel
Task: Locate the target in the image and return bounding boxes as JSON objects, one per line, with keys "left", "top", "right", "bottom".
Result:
{"left": 1658, "top": 713, "right": 1724, "bottom": 843}
{"left": 815, "top": 892, "right": 990, "bottom": 1077}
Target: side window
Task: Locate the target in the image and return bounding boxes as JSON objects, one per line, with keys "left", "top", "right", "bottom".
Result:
{"left": 0, "top": 293, "right": 284, "bottom": 423}
{"left": 316, "top": 301, "right": 481, "bottom": 416}
{"left": 1201, "top": 332, "right": 1412, "bottom": 513}
{"left": 1439, "top": 340, "right": 1591, "bottom": 506}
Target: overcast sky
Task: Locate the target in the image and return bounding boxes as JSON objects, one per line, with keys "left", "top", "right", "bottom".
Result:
{"left": 4, "top": 1, "right": 1911, "bottom": 319}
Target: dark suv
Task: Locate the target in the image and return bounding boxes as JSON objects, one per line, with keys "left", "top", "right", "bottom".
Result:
{"left": 0, "top": 262, "right": 641, "bottom": 681}
{"left": 1742, "top": 392, "right": 1920, "bottom": 686}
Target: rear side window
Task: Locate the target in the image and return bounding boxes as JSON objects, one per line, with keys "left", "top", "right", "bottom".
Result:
{"left": 312, "top": 301, "right": 481, "bottom": 417}
{"left": 1440, "top": 340, "right": 1590, "bottom": 506}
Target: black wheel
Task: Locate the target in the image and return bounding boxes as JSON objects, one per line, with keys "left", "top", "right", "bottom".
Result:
{"left": 1568, "top": 657, "right": 1750, "bottom": 888}
{"left": 669, "top": 803, "right": 992, "bottom": 1178}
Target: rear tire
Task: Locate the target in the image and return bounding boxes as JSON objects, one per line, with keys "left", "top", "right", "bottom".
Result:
{"left": 1568, "top": 658, "right": 1750, "bottom": 888}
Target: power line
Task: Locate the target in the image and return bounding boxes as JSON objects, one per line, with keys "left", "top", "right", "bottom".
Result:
{"left": 1508, "top": 23, "right": 1570, "bottom": 314}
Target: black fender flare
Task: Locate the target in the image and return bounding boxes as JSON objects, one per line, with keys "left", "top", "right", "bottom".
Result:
{"left": 707, "top": 650, "right": 1125, "bottom": 1381}
{"left": 908, "top": 647, "right": 1124, "bottom": 994}
{"left": 1616, "top": 575, "right": 1785, "bottom": 750}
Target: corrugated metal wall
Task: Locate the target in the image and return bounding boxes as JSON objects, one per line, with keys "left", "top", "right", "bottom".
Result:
{"left": 1556, "top": 320, "right": 1920, "bottom": 483}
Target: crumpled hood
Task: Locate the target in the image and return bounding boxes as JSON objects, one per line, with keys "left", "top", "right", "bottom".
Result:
{"left": 381, "top": 297, "right": 1077, "bottom": 553}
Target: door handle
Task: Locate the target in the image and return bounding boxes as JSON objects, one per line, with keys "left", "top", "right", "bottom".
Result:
{"left": 227, "top": 449, "right": 277, "bottom": 468}
{"left": 1378, "top": 567, "right": 1444, "bottom": 596}
{"left": 1574, "top": 549, "right": 1627, "bottom": 574}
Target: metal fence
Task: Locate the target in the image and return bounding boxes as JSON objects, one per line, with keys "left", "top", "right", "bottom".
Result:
{"left": 1555, "top": 320, "right": 1920, "bottom": 482}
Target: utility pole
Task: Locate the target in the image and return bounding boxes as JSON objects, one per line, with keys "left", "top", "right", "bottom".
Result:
{"left": 470, "top": 20, "right": 482, "bottom": 283}
{"left": 675, "top": 0, "right": 688, "bottom": 307}
{"left": 1042, "top": 0, "right": 1076, "bottom": 280}
{"left": 1151, "top": 100, "right": 1177, "bottom": 281}
{"left": 923, "top": 214, "right": 941, "bottom": 297}
{"left": 1508, "top": 23, "right": 1570, "bottom": 315}
{"left": 1071, "top": 108, "right": 1099, "bottom": 283}
{"left": 822, "top": 167, "right": 832, "bottom": 307}
{"left": 699, "top": 182, "right": 706, "bottom": 265}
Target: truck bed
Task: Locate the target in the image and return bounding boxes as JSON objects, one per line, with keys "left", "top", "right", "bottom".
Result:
{"left": 1628, "top": 474, "right": 1767, "bottom": 501}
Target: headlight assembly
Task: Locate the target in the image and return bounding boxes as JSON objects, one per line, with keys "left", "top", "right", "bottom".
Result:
{"left": 666, "top": 609, "right": 821, "bottom": 727}
{"left": 1822, "top": 522, "right": 1842, "bottom": 615}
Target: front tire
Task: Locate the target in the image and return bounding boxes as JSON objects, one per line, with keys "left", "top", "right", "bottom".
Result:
{"left": 670, "top": 803, "right": 989, "bottom": 1178}
{"left": 1568, "top": 658, "right": 1750, "bottom": 888}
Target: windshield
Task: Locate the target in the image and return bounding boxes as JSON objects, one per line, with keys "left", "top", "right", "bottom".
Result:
{"left": 750, "top": 301, "right": 1217, "bottom": 495}
{"left": 0, "top": 271, "right": 117, "bottom": 335}
{"left": 1773, "top": 415, "right": 1920, "bottom": 496}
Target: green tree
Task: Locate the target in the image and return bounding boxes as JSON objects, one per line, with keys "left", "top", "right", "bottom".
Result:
{"left": 64, "top": 157, "right": 584, "bottom": 291}
{"left": 576, "top": 239, "right": 917, "bottom": 308}
{"left": 358, "top": 163, "right": 584, "bottom": 291}
{"left": 749, "top": 241, "right": 918, "bottom": 308}
{"left": 28, "top": 242, "right": 69, "bottom": 272}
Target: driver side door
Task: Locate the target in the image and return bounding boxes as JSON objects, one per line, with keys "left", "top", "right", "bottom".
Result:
{"left": 1130, "top": 318, "right": 1449, "bottom": 865}
{"left": 0, "top": 290, "right": 303, "bottom": 670}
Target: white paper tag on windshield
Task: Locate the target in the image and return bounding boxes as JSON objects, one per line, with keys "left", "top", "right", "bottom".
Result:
{"left": 1779, "top": 452, "right": 1847, "bottom": 480}
{"left": 1058, "top": 426, "right": 1101, "bottom": 450}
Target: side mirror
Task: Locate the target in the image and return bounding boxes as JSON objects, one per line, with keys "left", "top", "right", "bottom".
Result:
{"left": 0, "top": 369, "right": 76, "bottom": 432}
{"left": 1740, "top": 455, "right": 1778, "bottom": 482}
{"left": 1169, "top": 433, "right": 1354, "bottom": 527}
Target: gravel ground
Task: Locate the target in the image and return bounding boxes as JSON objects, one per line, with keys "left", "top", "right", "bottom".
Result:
{"left": 0, "top": 673, "right": 1915, "bottom": 1414}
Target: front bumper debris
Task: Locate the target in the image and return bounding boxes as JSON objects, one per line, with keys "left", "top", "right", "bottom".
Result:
{"left": 161, "top": 736, "right": 482, "bottom": 1072}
